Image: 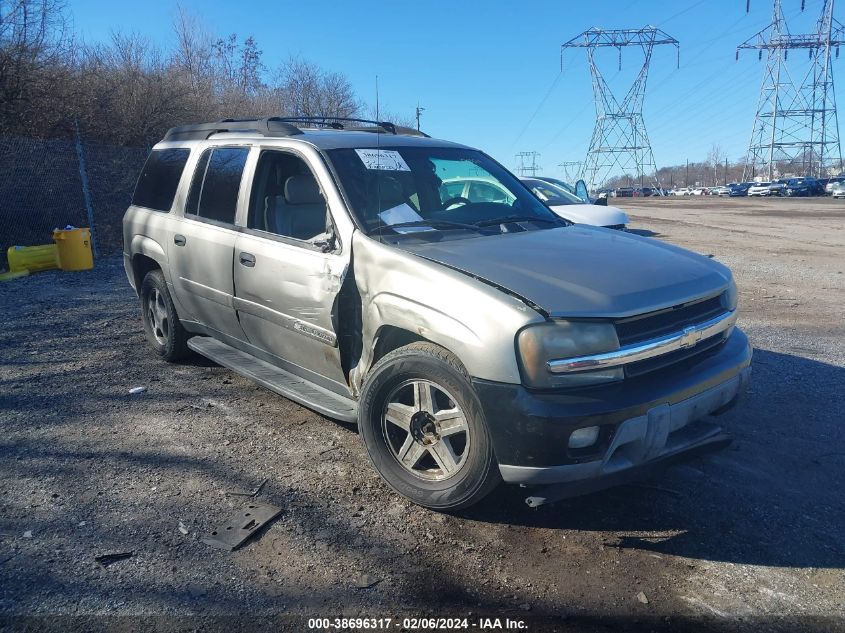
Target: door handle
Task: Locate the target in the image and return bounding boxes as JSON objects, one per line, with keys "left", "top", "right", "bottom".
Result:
{"left": 239, "top": 252, "right": 256, "bottom": 267}
{"left": 174, "top": 234, "right": 186, "bottom": 246}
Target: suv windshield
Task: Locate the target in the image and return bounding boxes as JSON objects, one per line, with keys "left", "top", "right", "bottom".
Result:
{"left": 325, "top": 146, "right": 563, "bottom": 237}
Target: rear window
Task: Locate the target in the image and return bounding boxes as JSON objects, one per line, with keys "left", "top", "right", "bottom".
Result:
{"left": 185, "top": 147, "right": 249, "bottom": 224}
{"left": 132, "top": 148, "right": 190, "bottom": 211}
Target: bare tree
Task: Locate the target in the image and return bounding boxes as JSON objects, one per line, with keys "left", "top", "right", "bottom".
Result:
{"left": 0, "top": 0, "right": 72, "bottom": 135}
{"left": 276, "top": 56, "right": 359, "bottom": 119}
{"left": 707, "top": 143, "right": 725, "bottom": 186}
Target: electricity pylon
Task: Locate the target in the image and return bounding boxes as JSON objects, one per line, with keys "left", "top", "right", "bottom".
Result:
{"left": 738, "top": 0, "right": 845, "bottom": 180}
{"left": 558, "top": 161, "right": 583, "bottom": 182}
{"left": 515, "top": 151, "right": 541, "bottom": 176}
{"left": 562, "top": 27, "right": 679, "bottom": 193}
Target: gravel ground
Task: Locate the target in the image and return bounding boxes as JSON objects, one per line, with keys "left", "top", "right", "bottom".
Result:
{"left": 1, "top": 196, "right": 843, "bottom": 632}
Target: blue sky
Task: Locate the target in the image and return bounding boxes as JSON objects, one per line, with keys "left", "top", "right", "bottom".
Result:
{"left": 67, "top": 0, "right": 839, "bottom": 179}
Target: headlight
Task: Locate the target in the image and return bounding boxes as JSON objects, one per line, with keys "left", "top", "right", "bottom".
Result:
{"left": 721, "top": 278, "right": 738, "bottom": 311}
{"left": 517, "top": 320, "right": 622, "bottom": 389}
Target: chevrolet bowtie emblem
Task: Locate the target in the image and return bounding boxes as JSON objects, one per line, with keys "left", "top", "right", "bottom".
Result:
{"left": 679, "top": 325, "right": 702, "bottom": 349}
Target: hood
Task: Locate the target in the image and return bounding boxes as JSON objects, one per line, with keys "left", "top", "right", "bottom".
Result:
{"left": 398, "top": 226, "right": 731, "bottom": 317}
{"left": 548, "top": 203, "right": 628, "bottom": 227}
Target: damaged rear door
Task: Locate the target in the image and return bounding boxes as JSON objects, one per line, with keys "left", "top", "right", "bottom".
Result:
{"left": 232, "top": 148, "right": 350, "bottom": 393}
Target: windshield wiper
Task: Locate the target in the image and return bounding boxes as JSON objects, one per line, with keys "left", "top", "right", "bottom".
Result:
{"left": 473, "top": 215, "right": 564, "bottom": 227}
{"left": 370, "top": 220, "right": 486, "bottom": 234}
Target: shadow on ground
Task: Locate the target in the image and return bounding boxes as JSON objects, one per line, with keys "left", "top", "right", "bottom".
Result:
{"left": 462, "top": 348, "right": 845, "bottom": 571}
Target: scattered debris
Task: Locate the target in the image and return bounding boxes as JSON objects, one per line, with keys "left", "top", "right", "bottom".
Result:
{"left": 22, "top": 530, "right": 33, "bottom": 538}
{"left": 519, "top": 603, "right": 532, "bottom": 611}
{"left": 637, "top": 591, "right": 650, "bottom": 604}
{"left": 95, "top": 552, "right": 133, "bottom": 567}
{"left": 202, "top": 502, "right": 282, "bottom": 551}
{"left": 354, "top": 574, "right": 381, "bottom": 589}
{"left": 77, "top": 521, "right": 86, "bottom": 527}
{"left": 128, "top": 386, "right": 147, "bottom": 395}
{"left": 178, "top": 521, "right": 189, "bottom": 535}
{"left": 318, "top": 445, "right": 340, "bottom": 456}
{"left": 225, "top": 477, "right": 268, "bottom": 498}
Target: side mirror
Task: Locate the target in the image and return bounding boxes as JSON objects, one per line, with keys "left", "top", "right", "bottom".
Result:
{"left": 313, "top": 225, "right": 336, "bottom": 253}
{"left": 593, "top": 197, "right": 608, "bottom": 206}
{"left": 574, "top": 179, "right": 590, "bottom": 203}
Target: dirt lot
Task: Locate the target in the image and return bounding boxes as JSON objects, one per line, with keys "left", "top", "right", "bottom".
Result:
{"left": 1, "top": 196, "right": 843, "bottom": 632}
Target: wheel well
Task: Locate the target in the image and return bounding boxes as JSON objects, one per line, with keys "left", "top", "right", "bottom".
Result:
{"left": 132, "top": 254, "right": 160, "bottom": 296}
{"left": 372, "top": 326, "right": 425, "bottom": 364}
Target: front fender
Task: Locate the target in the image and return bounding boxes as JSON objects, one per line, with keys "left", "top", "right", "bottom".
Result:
{"left": 350, "top": 232, "right": 543, "bottom": 393}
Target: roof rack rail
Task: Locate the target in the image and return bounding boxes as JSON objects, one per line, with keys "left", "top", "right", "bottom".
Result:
{"left": 273, "top": 116, "right": 429, "bottom": 137}
{"left": 163, "top": 117, "right": 303, "bottom": 142}
{"left": 162, "top": 116, "right": 429, "bottom": 142}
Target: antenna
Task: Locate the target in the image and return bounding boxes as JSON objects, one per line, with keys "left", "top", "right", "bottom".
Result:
{"left": 375, "top": 75, "right": 380, "bottom": 121}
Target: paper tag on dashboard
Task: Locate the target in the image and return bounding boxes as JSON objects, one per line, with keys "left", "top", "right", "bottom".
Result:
{"left": 355, "top": 149, "right": 411, "bottom": 171}
{"left": 378, "top": 203, "right": 430, "bottom": 233}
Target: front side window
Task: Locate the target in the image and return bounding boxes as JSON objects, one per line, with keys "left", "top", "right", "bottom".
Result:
{"left": 247, "top": 150, "right": 328, "bottom": 242}
{"left": 132, "top": 148, "right": 190, "bottom": 212}
{"left": 325, "top": 146, "right": 562, "bottom": 239}
{"left": 185, "top": 147, "right": 249, "bottom": 224}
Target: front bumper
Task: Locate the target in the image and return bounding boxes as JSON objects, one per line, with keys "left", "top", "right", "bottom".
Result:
{"left": 473, "top": 328, "right": 751, "bottom": 488}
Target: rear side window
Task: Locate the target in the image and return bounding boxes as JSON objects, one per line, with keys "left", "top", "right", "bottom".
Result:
{"left": 132, "top": 148, "right": 190, "bottom": 211}
{"left": 185, "top": 147, "right": 249, "bottom": 224}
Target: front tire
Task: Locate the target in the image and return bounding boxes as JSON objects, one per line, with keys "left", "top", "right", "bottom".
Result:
{"left": 140, "top": 269, "right": 189, "bottom": 362}
{"left": 358, "top": 342, "right": 501, "bottom": 511}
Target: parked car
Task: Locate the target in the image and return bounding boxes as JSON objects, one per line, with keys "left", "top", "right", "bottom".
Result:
{"left": 534, "top": 176, "right": 576, "bottom": 196}
{"left": 123, "top": 116, "right": 750, "bottom": 510}
{"left": 767, "top": 178, "right": 789, "bottom": 196}
{"left": 784, "top": 177, "right": 817, "bottom": 197}
{"left": 614, "top": 187, "right": 635, "bottom": 198}
{"left": 669, "top": 187, "right": 690, "bottom": 196}
{"left": 747, "top": 182, "right": 773, "bottom": 196}
{"left": 711, "top": 185, "right": 731, "bottom": 196}
{"left": 689, "top": 187, "right": 709, "bottom": 195}
{"left": 519, "top": 178, "right": 629, "bottom": 229}
{"left": 729, "top": 183, "right": 752, "bottom": 197}
{"left": 442, "top": 176, "right": 630, "bottom": 230}
{"left": 824, "top": 177, "right": 845, "bottom": 195}
{"left": 831, "top": 181, "right": 845, "bottom": 198}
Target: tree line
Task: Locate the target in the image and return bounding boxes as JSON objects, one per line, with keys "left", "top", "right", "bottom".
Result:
{"left": 0, "top": 0, "right": 404, "bottom": 147}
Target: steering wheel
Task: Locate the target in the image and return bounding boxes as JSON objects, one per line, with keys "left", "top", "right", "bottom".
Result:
{"left": 442, "top": 196, "right": 471, "bottom": 210}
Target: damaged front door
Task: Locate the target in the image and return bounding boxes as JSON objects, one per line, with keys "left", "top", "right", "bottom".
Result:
{"left": 232, "top": 149, "right": 350, "bottom": 394}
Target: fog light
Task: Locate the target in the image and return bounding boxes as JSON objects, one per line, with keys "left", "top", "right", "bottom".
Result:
{"left": 568, "top": 426, "right": 600, "bottom": 449}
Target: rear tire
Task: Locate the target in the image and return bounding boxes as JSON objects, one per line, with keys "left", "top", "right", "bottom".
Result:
{"left": 358, "top": 342, "right": 501, "bottom": 511}
{"left": 140, "top": 269, "right": 189, "bottom": 362}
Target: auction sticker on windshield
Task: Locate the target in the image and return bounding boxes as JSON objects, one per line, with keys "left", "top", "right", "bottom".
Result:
{"left": 355, "top": 149, "right": 411, "bottom": 171}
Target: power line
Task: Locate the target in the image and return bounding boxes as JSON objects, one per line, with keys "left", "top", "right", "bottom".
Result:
{"left": 510, "top": 72, "right": 564, "bottom": 150}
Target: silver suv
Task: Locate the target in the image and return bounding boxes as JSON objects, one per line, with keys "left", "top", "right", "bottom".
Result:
{"left": 123, "top": 117, "right": 751, "bottom": 510}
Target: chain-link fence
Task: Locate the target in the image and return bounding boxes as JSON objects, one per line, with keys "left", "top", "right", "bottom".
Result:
{"left": 0, "top": 135, "right": 148, "bottom": 266}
